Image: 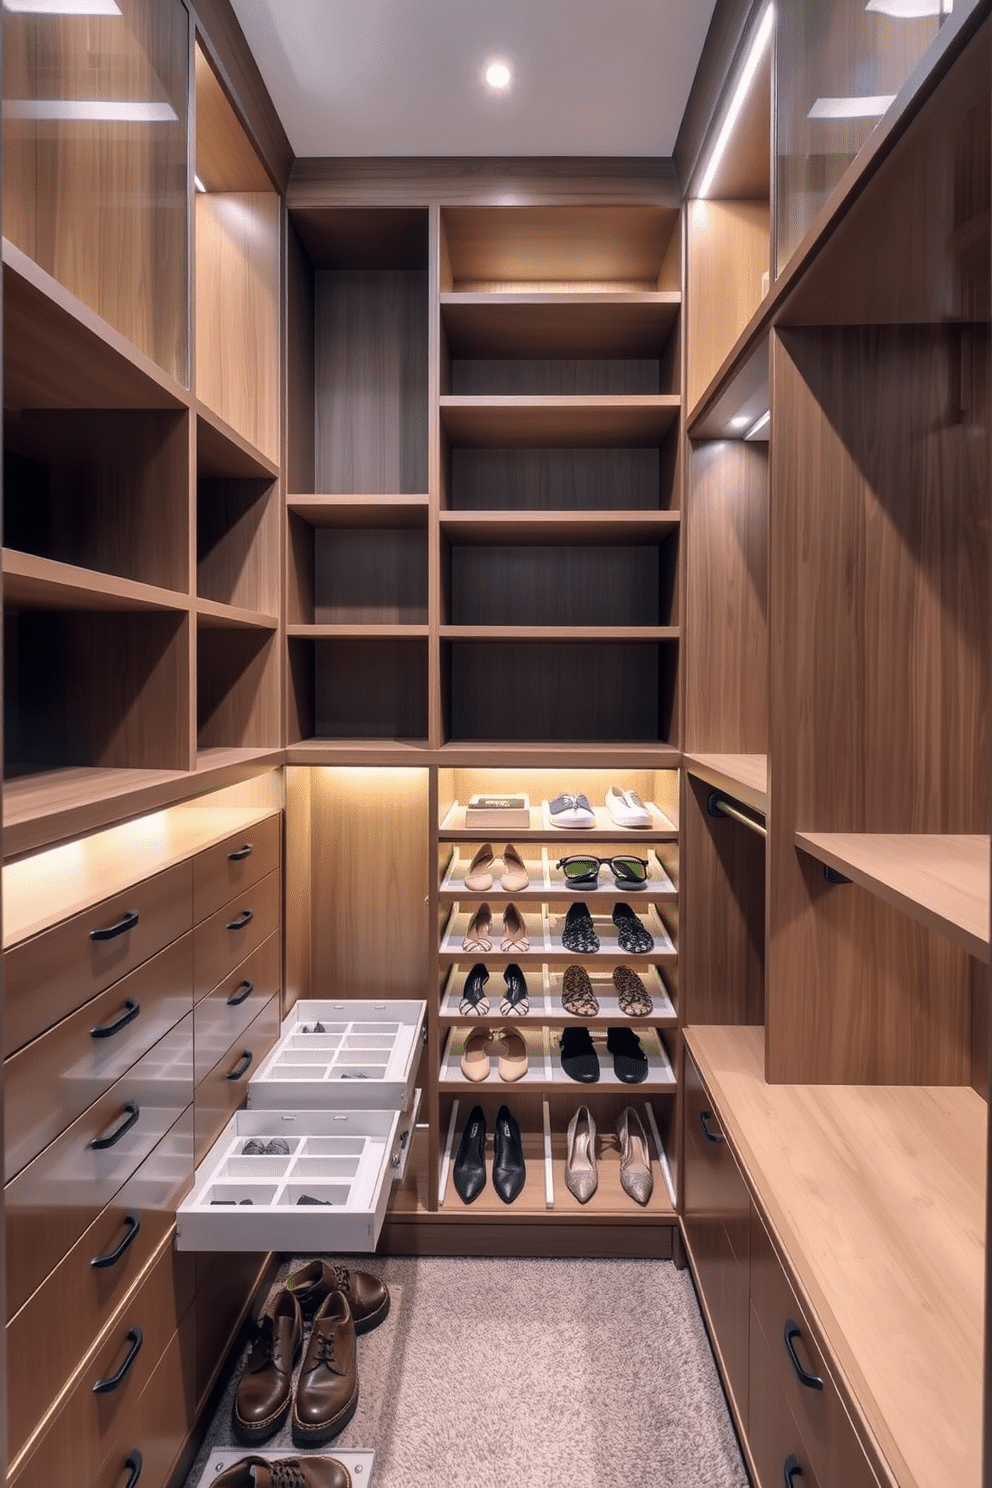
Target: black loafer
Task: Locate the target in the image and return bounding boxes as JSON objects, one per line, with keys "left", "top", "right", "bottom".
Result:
{"left": 453, "top": 1104, "right": 487, "bottom": 1203}
{"left": 606, "top": 1025, "right": 649, "bottom": 1083}
{"left": 560, "top": 1025, "right": 600, "bottom": 1083}
{"left": 611, "top": 902, "right": 654, "bottom": 953}
{"left": 492, "top": 1104, "right": 526, "bottom": 1203}
{"left": 500, "top": 963, "right": 529, "bottom": 1015}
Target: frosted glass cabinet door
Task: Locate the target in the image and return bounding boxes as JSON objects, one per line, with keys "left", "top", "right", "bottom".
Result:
{"left": 775, "top": 0, "right": 954, "bottom": 273}
{"left": 3, "top": 0, "right": 190, "bottom": 381}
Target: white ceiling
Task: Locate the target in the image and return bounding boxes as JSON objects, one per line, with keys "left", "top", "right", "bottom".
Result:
{"left": 230, "top": 0, "right": 719, "bottom": 158}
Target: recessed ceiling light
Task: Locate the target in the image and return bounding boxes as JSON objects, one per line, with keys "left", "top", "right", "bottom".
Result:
{"left": 485, "top": 61, "right": 511, "bottom": 90}
{"left": 730, "top": 415, "right": 750, "bottom": 430}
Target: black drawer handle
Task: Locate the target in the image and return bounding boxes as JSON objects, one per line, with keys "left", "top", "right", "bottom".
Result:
{"left": 699, "top": 1109, "right": 723, "bottom": 1144}
{"left": 123, "top": 1450, "right": 143, "bottom": 1488}
{"left": 91, "top": 1102, "right": 140, "bottom": 1150}
{"left": 93, "top": 1326, "right": 143, "bottom": 1394}
{"left": 784, "top": 1319, "right": 824, "bottom": 1390}
{"left": 227, "top": 1049, "right": 253, "bottom": 1080}
{"left": 91, "top": 998, "right": 141, "bottom": 1040}
{"left": 228, "top": 843, "right": 254, "bottom": 861}
{"left": 783, "top": 1454, "right": 803, "bottom": 1486}
{"left": 226, "top": 909, "right": 254, "bottom": 931}
{"left": 91, "top": 909, "right": 139, "bottom": 943}
{"left": 91, "top": 1210, "right": 141, "bottom": 1269}
{"left": 227, "top": 979, "right": 254, "bottom": 1006}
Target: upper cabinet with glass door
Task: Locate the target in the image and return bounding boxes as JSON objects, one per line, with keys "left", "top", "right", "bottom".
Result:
{"left": 2, "top": 0, "right": 190, "bottom": 384}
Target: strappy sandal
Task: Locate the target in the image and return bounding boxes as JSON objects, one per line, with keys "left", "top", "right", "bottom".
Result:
{"left": 611, "top": 902, "right": 654, "bottom": 953}
{"left": 500, "top": 963, "right": 530, "bottom": 1015}
{"left": 499, "top": 843, "right": 530, "bottom": 892}
{"left": 464, "top": 843, "right": 495, "bottom": 891}
{"left": 462, "top": 902, "right": 493, "bottom": 951}
{"left": 561, "top": 964, "right": 599, "bottom": 1017}
{"left": 613, "top": 965, "right": 653, "bottom": 1016}
{"left": 459, "top": 963, "right": 491, "bottom": 1015}
{"left": 500, "top": 902, "right": 529, "bottom": 951}
{"left": 561, "top": 901, "right": 599, "bottom": 953}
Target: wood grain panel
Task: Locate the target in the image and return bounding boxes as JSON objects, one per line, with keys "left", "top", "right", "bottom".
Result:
{"left": 287, "top": 217, "right": 317, "bottom": 493}
{"left": 450, "top": 358, "right": 662, "bottom": 396}
{"left": 685, "top": 439, "right": 768, "bottom": 754}
{"left": 197, "top": 475, "right": 279, "bottom": 613}
{"left": 682, "top": 775, "right": 765, "bottom": 1027}
{"left": 314, "top": 269, "right": 429, "bottom": 494}
{"left": 313, "top": 528, "right": 429, "bottom": 624}
{"left": 283, "top": 767, "right": 313, "bottom": 1011}
{"left": 192, "top": 811, "right": 280, "bottom": 925}
{"left": 5, "top": 410, "right": 189, "bottom": 593}
{"left": 673, "top": 0, "right": 755, "bottom": 191}
{"left": 196, "top": 191, "right": 280, "bottom": 462}
{"left": 193, "top": 931, "right": 280, "bottom": 1082}
{"left": 291, "top": 207, "right": 429, "bottom": 271}
{"left": 440, "top": 294, "right": 681, "bottom": 360}
{"left": 196, "top": 625, "right": 279, "bottom": 751}
{"left": 187, "top": 1250, "right": 271, "bottom": 1411}
{"left": 311, "top": 638, "right": 429, "bottom": 741}
{"left": 449, "top": 445, "right": 671, "bottom": 512}
{"left": 687, "top": 199, "right": 769, "bottom": 413}
{"left": 192, "top": 867, "right": 280, "bottom": 1000}
{"left": 3, "top": 0, "right": 190, "bottom": 381}
{"left": 193, "top": 992, "right": 278, "bottom": 1163}
{"left": 191, "top": 0, "right": 293, "bottom": 191}
{"left": 195, "top": 41, "right": 272, "bottom": 193}
{"left": 440, "top": 395, "right": 680, "bottom": 449}
{"left": 442, "top": 206, "right": 680, "bottom": 285}
{"left": 310, "top": 766, "right": 430, "bottom": 1002}
{"left": 448, "top": 544, "right": 666, "bottom": 628}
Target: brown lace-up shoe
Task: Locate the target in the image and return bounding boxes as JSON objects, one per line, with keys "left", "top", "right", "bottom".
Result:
{"left": 285, "top": 1259, "right": 390, "bottom": 1333}
{"left": 292, "top": 1291, "right": 359, "bottom": 1446}
{"left": 212, "top": 1455, "right": 351, "bottom": 1488}
{"left": 233, "top": 1289, "right": 303, "bottom": 1444}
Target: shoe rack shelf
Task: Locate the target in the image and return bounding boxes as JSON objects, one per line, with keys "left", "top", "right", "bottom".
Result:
{"left": 437, "top": 1097, "right": 675, "bottom": 1219}
{"left": 439, "top": 903, "right": 677, "bottom": 964}
{"left": 438, "top": 799, "right": 678, "bottom": 839}
{"left": 439, "top": 964, "right": 677, "bottom": 1029}
{"left": 439, "top": 846, "right": 677, "bottom": 902}
{"left": 439, "top": 1025, "right": 676, "bottom": 1090}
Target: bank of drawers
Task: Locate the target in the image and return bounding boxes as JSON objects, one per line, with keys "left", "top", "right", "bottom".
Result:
{"left": 5, "top": 810, "right": 282, "bottom": 1482}
{"left": 682, "top": 1050, "right": 881, "bottom": 1488}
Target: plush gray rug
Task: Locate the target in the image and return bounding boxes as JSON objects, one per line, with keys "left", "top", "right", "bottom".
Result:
{"left": 185, "top": 1255, "right": 748, "bottom": 1488}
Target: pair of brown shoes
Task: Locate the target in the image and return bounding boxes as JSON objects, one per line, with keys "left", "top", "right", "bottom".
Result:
{"left": 214, "top": 1455, "right": 351, "bottom": 1488}
{"left": 234, "top": 1261, "right": 389, "bottom": 1448}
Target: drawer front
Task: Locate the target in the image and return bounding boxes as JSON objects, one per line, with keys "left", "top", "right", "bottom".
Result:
{"left": 683, "top": 1051, "right": 751, "bottom": 1271}
{"left": 749, "top": 1303, "right": 823, "bottom": 1488}
{"left": 10, "top": 1240, "right": 187, "bottom": 1488}
{"left": 750, "top": 1211, "right": 880, "bottom": 1488}
{"left": 6, "top": 1014, "right": 194, "bottom": 1317}
{"left": 193, "top": 868, "right": 281, "bottom": 1002}
{"left": 5, "top": 933, "right": 193, "bottom": 1181}
{"left": 5, "top": 860, "right": 193, "bottom": 1058}
{"left": 193, "top": 931, "right": 281, "bottom": 1084}
{"left": 684, "top": 1208, "right": 750, "bottom": 1421}
{"left": 5, "top": 1110, "right": 194, "bottom": 1461}
{"left": 93, "top": 1329, "right": 195, "bottom": 1488}
{"left": 194, "top": 994, "right": 280, "bottom": 1165}
{"left": 193, "top": 812, "right": 281, "bottom": 924}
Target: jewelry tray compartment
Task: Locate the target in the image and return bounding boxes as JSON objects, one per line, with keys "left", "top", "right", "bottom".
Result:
{"left": 247, "top": 999, "right": 426, "bottom": 1110}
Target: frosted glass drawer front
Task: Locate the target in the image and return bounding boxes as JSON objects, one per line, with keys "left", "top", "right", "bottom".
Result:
{"left": 175, "top": 1099, "right": 418, "bottom": 1253}
{"left": 247, "top": 998, "right": 426, "bottom": 1110}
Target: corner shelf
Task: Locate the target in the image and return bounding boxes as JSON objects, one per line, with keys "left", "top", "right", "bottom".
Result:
{"left": 439, "top": 511, "right": 679, "bottom": 543}
{"left": 440, "top": 395, "right": 680, "bottom": 448}
{"left": 795, "top": 832, "right": 990, "bottom": 963}
{"left": 287, "top": 495, "right": 429, "bottom": 528}
{"left": 440, "top": 291, "right": 681, "bottom": 358}
{"left": 684, "top": 754, "right": 768, "bottom": 817}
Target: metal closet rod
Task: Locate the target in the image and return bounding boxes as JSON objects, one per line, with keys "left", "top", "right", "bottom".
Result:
{"left": 706, "top": 790, "right": 767, "bottom": 839}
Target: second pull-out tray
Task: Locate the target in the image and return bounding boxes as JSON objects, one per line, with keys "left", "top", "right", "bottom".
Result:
{"left": 247, "top": 999, "right": 426, "bottom": 1110}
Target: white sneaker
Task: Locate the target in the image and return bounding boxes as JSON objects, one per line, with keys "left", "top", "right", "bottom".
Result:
{"left": 605, "top": 786, "right": 651, "bottom": 829}
{"left": 548, "top": 792, "right": 596, "bottom": 829}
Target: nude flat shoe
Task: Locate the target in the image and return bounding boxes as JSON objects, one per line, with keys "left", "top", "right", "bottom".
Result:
{"left": 464, "top": 843, "right": 495, "bottom": 891}
{"left": 462, "top": 902, "right": 493, "bottom": 952}
{"left": 460, "top": 1028, "right": 492, "bottom": 1081}
{"left": 499, "top": 843, "right": 530, "bottom": 892}
{"left": 500, "top": 901, "right": 529, "bottom": 952}
{"left": 492, "top": 1027, "right": 528, "bottom": 1082}
{"left": 564, "top": 1104, "right": 598, "bottom": 1203}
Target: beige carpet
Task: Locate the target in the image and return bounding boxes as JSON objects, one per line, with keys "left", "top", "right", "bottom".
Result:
{"left": 185, "top": 1254, "right": 748, "bottom": 1488}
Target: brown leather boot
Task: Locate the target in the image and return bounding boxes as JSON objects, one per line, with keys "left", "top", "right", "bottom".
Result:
{"left": 285, "top": 1259, "right": 390, "bottom": 1333}
{"left": 213, "top": 1455, "right": 352, "bottom": 1488}
{"left": 233, "top": 1288, "right": 303, "bottom": 1444}
{"left": 291, "top": 1290, "right": 359, "bottom": 1446}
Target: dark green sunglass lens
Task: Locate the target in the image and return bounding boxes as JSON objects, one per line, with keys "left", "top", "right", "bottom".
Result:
{"left": 613, "top": 857, "right": 647, "bottom": 881}
{"left": 563, "top": 858, "right": 597, "bottom": 879}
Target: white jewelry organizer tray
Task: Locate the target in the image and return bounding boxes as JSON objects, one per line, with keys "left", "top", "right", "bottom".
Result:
{"left": 176, "top": 999, "right": 425, "bottom": 1253}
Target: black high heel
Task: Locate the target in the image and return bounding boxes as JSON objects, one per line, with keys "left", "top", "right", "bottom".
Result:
{"left": 500, "top": 963, "right": 529, "bottom": 1015}
{"left": 459, "top": 963, "right": 490, "bottom": 1015}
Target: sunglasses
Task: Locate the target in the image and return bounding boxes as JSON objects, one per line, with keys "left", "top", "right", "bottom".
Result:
{"left": 556, "top": 854, "right": 649, "bottom": 889}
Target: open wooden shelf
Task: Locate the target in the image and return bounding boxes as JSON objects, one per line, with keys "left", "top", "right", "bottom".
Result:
{"left": 686, "top": 1024, "right": 985, "bottom": 1488}
{"left": 440, "top": 292, "right": 681, "bottom": 359}
{"left": 795, "top": 832, "right": 989, "bottom": 963}
{"left": 439, "top": 511, "right": 679, "bottom": 544}
{"left": 288, "top": 624, "right": 430, "bottom": 639}
{"left": 440, "top": 625, "right": 678, "bottom": 642}
{"left": 440, "top": 395, "right": 680, "bottom": 448}
{"left": 3, "top": 551, "right": 189, "bottom": 615}
{"left": 684, "top": 754, "right": 768, "bottom": 817}
{"left": 197, "top": 404, "right": 279, "bottom": 480}
{"left": 195, "top": 599, "right": 279, "bottom": 630}
{"left": 287, "top": 495, "right": 429, "bottom": 528}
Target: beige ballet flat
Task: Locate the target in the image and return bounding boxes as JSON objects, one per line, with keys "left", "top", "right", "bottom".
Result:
{"left": 617, "top": 1106, "right": 653, "bottom": 1206}
{"left": 462, "top": 902, "right": 493, "bottom": 952}
{"left": 493, "top": 1027, "right": 528, "bottom": 1082}
{"left": 499, "top": 843, "right": 530, "bottom": 892}
{"left": 500, "top": 902, "right": 529, "bottom": 952}
{"left": 464, "top": 843, "right": 495, "bottom": 892}
{"left": 460, "top": 1029, "right": 492, "bottom": 1082}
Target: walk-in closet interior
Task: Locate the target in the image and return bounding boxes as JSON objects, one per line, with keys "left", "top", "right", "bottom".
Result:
{"left": 0, "top": 0, "right": 989, "bottom": 1485}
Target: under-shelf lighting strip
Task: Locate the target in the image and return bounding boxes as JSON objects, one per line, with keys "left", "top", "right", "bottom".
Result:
{"left": 698, "top": 3, "right": 774, "bottom": 199}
